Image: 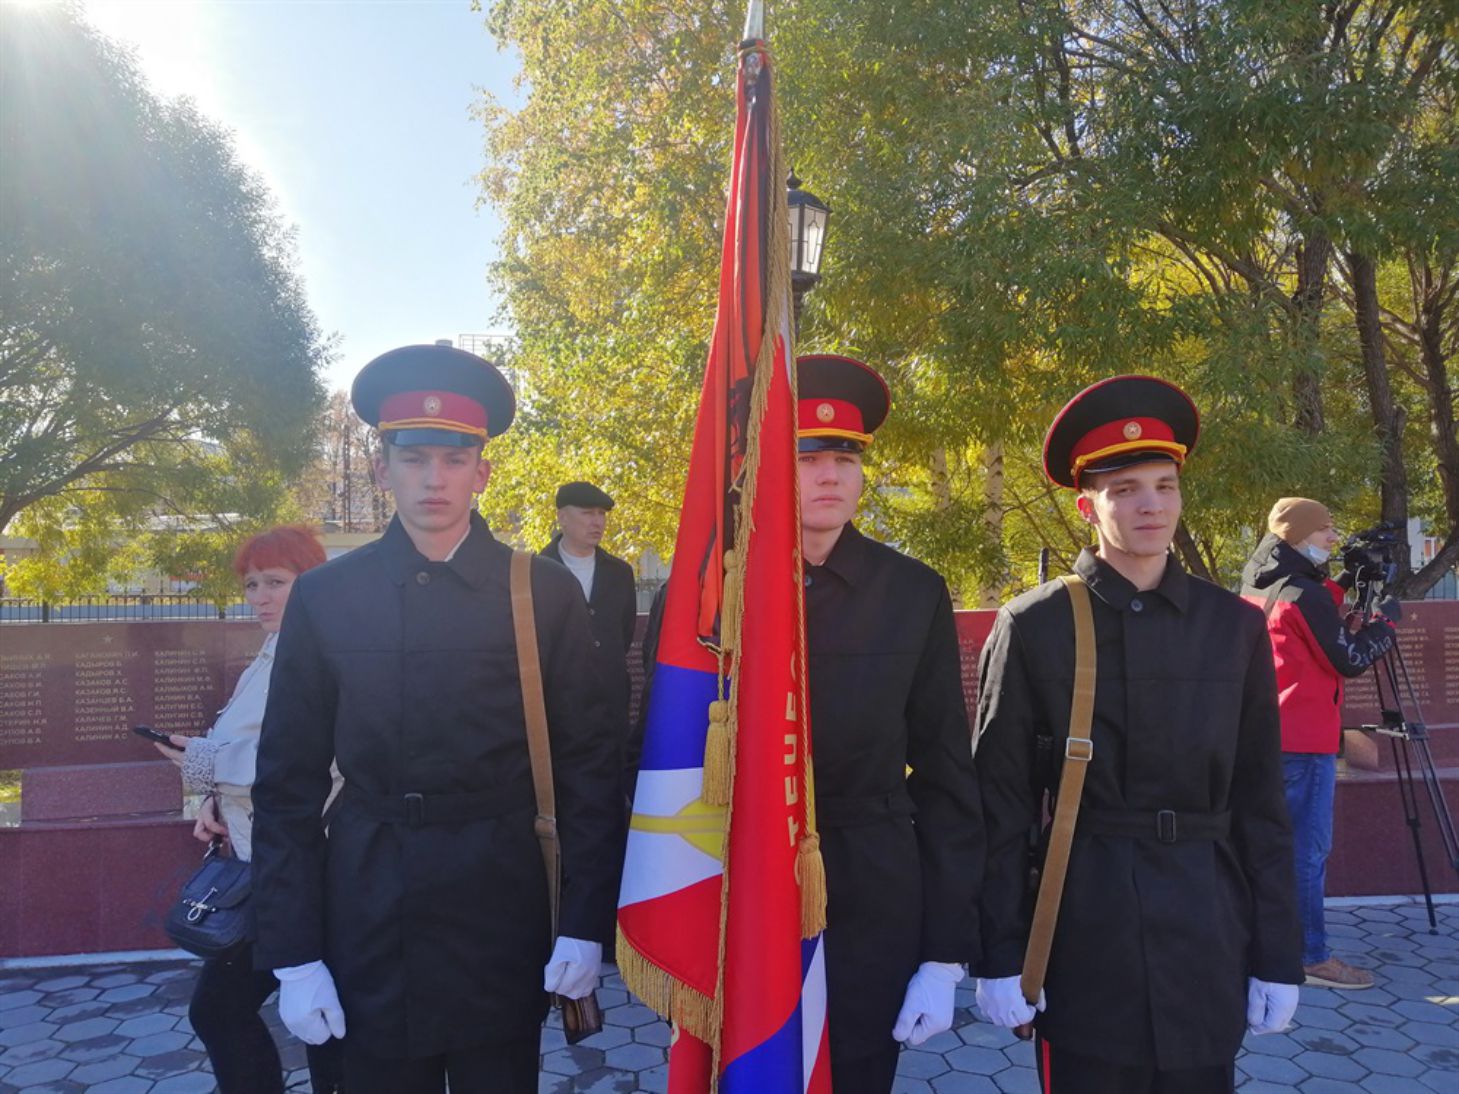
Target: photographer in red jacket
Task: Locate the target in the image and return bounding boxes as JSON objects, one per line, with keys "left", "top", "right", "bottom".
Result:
{"left": 1241, "top": 498, "right": 1395, "bottom": 989}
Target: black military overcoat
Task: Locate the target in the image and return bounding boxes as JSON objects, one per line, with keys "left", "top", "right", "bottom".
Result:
{"left": 251, "top": 514, "right": 622, "bottom": 1059}
{"left": 975, "top": 549, "right": 1303, "bottom": 1069}
{"left": 806, "top": 526, "right": 984, "bottom": 1081}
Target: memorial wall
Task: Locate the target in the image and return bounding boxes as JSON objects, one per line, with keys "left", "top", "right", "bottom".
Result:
{"left": 0, "top": 602, "right": 1454, "bottom": 955}
{"left": 0, "top": 622, "right": 262, "bottom": 771}
{"left": 1340, "top": 600, "right": 1459, "bottom": 732}
{"left": 4, "top": 602, "right": 1452, "bottom": 775}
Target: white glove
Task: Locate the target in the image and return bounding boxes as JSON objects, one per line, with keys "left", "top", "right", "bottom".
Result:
{"left": 543, "top": 936, "right": 602, "bottom": 1000}
{"left": 975, "top": 974, "right": 1045, "bottom": 1028}
{"left": 274, "top": 960, "right": 346, "bottom": 1045}
{"left": 1246, "top": 977, "right": 1299, "bottom": 1035}
{"left": 892, "top": 961, "right": 964, "bottom": 1045}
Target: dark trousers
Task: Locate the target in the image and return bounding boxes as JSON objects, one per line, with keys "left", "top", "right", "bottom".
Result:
{"left": 1035, "top": 1036, "right": 1235, "bottom": 1094}
{"left": 828, "top": 1035, "right": 899, "bottom": 1094}
{"left": 190, "top": 943, "right": 344, "bottom": 1093}
{"left": 341, "top": 1033, "right": 538, "bottom": 1094}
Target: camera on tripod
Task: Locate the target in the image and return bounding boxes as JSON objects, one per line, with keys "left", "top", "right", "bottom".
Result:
{"left": 1340, "top": 519, "right": 1402, "bottom": 620}
{"left": 1340, "top": 518, "right": 1459, "bottom": 907}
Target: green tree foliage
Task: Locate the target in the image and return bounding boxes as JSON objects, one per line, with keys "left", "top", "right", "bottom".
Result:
{"left": 480, "top": 0, "right": 1458, "bottom": 598}
{"left": 0, "top": 4, "right": 328, "bottom": 595}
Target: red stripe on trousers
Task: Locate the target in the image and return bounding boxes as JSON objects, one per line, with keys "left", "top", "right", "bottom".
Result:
{"left": 1041, "top": 1037, "right": 1052, "bottom": 1094}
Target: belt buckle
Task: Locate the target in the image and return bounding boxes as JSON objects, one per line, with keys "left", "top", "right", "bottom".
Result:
{"left": 404, "top": 792, "right": 425, "bottom": 826}
{"left": 1156, "top": 809, "right": 1177, "bottom": 843}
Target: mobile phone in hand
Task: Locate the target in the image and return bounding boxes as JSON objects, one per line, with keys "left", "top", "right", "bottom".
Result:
{"left": 133, "top": 725, "right": 183, "bottom": 750}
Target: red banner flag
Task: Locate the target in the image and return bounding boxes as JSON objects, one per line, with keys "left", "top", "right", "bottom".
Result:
{"left": 617, "top": 3, "right": 829, "bottom": 1091}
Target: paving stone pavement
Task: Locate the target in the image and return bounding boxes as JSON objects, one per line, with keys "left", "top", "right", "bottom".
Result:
{"left": 0, "top": 900, "right": 1453, "bottom": 1092}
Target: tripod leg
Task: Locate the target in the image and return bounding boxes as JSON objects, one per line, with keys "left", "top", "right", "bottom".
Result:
{"left": 1392, "top": 737, "right": 1438, "bottom": 933}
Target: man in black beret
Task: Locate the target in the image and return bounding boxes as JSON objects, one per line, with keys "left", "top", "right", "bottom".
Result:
{"left": 252, "top": 344, "right": 623, "bottom": 1093}
{"left": 973, "top": 375, "right": 1303, "bottom": 1093}
{"left": 541, "top": 482, "right": 638, "bottom": 823}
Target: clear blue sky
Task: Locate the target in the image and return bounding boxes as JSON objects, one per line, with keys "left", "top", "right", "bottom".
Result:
{"left": 82, "top": 0, "right": 522, "bottom": 394}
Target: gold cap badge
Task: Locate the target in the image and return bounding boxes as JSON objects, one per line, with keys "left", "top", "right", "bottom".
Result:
{"left": 1122, "top": 420, "right": 1142, "bottom": 440}
{"left": 816, "top": 402, "right": 836, "bottom": 423}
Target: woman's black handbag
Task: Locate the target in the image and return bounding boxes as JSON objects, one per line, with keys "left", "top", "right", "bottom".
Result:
{"left": 165, "top": 839, "right": 253, "bottom": 959}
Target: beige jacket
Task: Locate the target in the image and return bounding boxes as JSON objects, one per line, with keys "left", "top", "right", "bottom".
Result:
{"left": 180, "top": 634, "right": 340, "bottom": 860}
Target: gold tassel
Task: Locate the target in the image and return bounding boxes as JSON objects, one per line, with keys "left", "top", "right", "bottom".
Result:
{"left": 701, "top": 700, "right": 732, "bottom": 806}
{"left": 719, "top": 549, "right": 741, "bottom": 652}
{"left": 797, "top": 831, "right": 828, "bottom": 938}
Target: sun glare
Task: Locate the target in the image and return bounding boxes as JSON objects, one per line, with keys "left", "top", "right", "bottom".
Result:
{"left": 81, "top": 0, "right": 217, "bottom": 106}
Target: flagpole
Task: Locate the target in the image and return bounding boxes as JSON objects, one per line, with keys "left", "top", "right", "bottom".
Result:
{"left": 742, "top": 0, "right": 763, "bottom": 42}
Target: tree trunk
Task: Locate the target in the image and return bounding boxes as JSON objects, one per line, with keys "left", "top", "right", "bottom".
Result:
{"left": 1403, "top": 529, "right": 1459, "bottom": 599}
{"left": 1395, "top": 262, "right": 1458, "bottom": 598}
{"left": 0, "top": 496, "right": 24, "bottom": 536}
{"left": 1348, "top": 251, "right": 1411, "bottom": 577}
{"left": 980, "top": 444, "right": 1006, "bottom": 608}
{"left": 1290, "top": 231, "right": 1331, "bottom": 433}
{"left": 1173, "top": 521, "right": 1214, "bottom": 582}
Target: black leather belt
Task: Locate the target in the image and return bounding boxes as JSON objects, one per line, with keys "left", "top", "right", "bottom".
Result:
{"left": 1079, "top": 807, "right": 1231, "bottom": 844}
{"left": 816, "top": 791, "right": 917, "bottom": 829}
{"left": 341, "top": 782, "right": 535, "bottom": 827}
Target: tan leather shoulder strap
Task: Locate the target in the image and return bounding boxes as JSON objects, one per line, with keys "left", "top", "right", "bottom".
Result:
{"left": 510, "top": 550, "right": 561, "bottom": 936}
{"left": 1020, "top": 573, "right": 1096, "bottom": 1006}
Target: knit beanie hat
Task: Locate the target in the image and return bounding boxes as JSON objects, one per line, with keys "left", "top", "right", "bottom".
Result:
{"left": 1268, "top": 497, "right": 1332, "bottom": 545}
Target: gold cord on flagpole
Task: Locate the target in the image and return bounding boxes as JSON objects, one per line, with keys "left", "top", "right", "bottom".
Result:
{"left": 705, "top": 34, "right": 787, "bottom": 1091}
{"left": 701, "top": 697, "right": 732, "bottom": 806}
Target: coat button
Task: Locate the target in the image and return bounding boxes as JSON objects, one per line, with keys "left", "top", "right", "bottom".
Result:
{"left": 588, "top": 607, "right": 596, "bottom": 615}
{"left": 594, "top": 640, "right": 601, "bottom": 648}
{"left": 804, "top": 575, "right": 813, "bottom": 587}
{"left": 416, "top": 572, "right": 430, "bottom": 586}
{"left": 1130, "top": 597, "right": 1143, "bottom": 612}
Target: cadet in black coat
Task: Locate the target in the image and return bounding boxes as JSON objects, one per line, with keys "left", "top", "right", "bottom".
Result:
{"left": 795, "top": 356, "right": 983, "bottom": 1094}
{"left": 251, "top": 347, "right": 622, "bottom": 1093}
{"left": 973, "top": 377, "right": 1302, "bottom": 1094}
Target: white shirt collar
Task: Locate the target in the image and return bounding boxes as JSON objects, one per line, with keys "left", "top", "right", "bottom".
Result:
{"left": 442, "top": 525, "right": 473, "bottom": 562}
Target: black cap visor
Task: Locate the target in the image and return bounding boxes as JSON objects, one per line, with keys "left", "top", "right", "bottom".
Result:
{"left": 384, "top": 428, "right": 485, "bottom": 450}
{"left": 1076, "top": 450, "right": 1179, "bottom": 485}
{"left": 798, "top": 436, "right": 867, "bottom": 454}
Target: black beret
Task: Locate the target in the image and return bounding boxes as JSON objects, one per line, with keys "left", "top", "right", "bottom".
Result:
{"left": 555, "top": 481, "right": 615, "bottom": 510}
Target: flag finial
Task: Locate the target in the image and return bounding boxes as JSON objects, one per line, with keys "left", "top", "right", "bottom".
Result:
{"left": 743, "top": 0, "right": 764, "bottom": 41}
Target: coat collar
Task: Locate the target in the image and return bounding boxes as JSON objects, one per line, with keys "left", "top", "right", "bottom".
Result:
{"left": 1243, "top": 531, "right": 1324, "bottom": 589}
{"left": 543, "top": 533, "right": 602, "bottom": 564}
{"left": 1074, "top": 546, "right": 1189, "bottom": 613}
{"left": 377, "top": 511, "right": 504, "bottom": 590}
{"left": 815, "top": 523, "right": 870, "bottom": 587}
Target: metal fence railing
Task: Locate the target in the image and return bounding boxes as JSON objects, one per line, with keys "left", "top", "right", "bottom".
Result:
{"left": 2, "top": 587, "right": 671, "bottom": 623}
{"left": 0, "top": 596, "right": 254, "bottom": 623}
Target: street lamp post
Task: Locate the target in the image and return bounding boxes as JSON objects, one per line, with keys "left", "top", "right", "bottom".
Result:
{"left": 787, "top": 169, "right": 830, "bottom": 337}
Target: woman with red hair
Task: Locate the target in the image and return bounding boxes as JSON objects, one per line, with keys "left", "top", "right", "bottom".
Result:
{"left": 153, "top": 524, "right": 342, "bottom": 1092}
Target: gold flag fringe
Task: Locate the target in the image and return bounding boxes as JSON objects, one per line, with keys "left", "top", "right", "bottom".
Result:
{"left": 616, "top": 928, "right": 721, "bottom": 1047}
{"left": 701, "top": 699, "right": 732, "bottom": 806}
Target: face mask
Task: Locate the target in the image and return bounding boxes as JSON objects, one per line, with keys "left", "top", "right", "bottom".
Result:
{"left": 1301, "top": 543, "right": 1331, "bottom": 565}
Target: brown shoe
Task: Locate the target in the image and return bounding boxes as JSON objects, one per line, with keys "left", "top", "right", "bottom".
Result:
{"left": 1304, "top": 957, "right": 1375, "bottom": 989}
